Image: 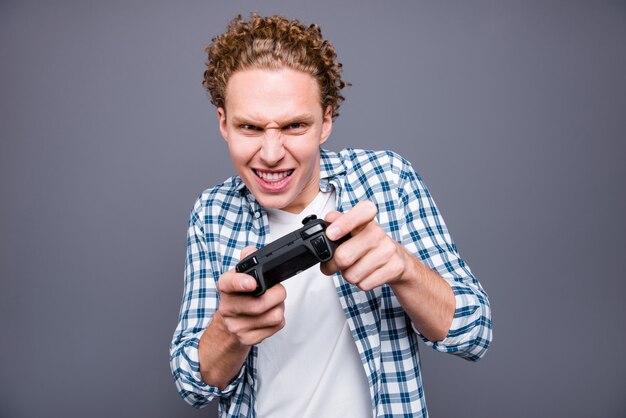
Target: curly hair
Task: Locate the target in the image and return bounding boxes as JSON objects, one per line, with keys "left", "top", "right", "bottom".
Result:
{"left": 203, "top": 14, "right": 348, "bottom": 119}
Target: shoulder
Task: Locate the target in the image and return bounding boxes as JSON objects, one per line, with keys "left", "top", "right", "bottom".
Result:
{"left": 335, "top": 148, "right": 415, "bottom": 182}
{"left": 190, "top": 176, "right": 246, "bottom": 218}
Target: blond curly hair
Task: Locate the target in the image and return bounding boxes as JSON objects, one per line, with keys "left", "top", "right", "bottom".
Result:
{"left": 203, "top": 14, "right": 348, "bottom": 119}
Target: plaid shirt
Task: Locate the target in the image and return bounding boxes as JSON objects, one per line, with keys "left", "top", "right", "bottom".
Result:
{"left": 170, "top": 148, "right": 492, "bottom": 417}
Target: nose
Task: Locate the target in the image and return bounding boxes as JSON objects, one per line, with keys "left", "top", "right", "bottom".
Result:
{"left": 259, "top": 128, "right": 285, "bottom": 165}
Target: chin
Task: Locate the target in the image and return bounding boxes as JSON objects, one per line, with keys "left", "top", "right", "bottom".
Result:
{"left": 259, "top": 196, "right": 292, "bottom": 210}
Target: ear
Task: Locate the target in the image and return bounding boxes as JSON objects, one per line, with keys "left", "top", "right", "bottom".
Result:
{"left": 319, "top": 105, "right": 333, "bottom": 145}
{"left": 217, "top": 107, "right": 228, "bottom": 142}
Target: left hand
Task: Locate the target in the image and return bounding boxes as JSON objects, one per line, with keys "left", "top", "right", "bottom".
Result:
{"left": 321, "top": 200, "right": 410, "bottom": 291}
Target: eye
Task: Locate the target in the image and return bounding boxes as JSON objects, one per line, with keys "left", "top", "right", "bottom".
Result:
{"left": 240, "top": 124, "right": 260, "bottom": 131}
{"left": 283, "top": 122, "right": 307, "bottom": 134}
{"left": 239, "top": 124, "right": 263, "bottom": 135}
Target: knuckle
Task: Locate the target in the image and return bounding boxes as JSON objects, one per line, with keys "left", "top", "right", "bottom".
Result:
{"left": 275, "top": 284, "right": 287, "bottom": 300}
{"left": 381, "top": 242, "right": 395, "bottom": 259}
{"left": 342, "top": 269, "right": 358, "bottom": 284}
{"left": 269, "top": 309, "right": 284, "bottom": 327}
{"left": 217, "top": 277, "right": 227, "bottom": 293}
{"left": 357, "top": 280, "right": 372, "bottom": 292}
{"left": 217, "top": 301, "right": 234, "bottom": 317}
{"left": 334, "top": 248, "right": 353, "bottom": 268}
{"left": 218, "top": 272, "right": 237, "bottom": 294}
{"left": 373, "top": 227, "right": 387, "bottom": 242}
{"left": 265, "top": 284, "right": 285, "bottom": 301}
{"left": 365, "top": 200, "right": 378, "bottom": 216}
{"left": 240, "top": 334, "right": 256, "bottom": 346}
{"left": 250, "top": 298, "right": 268, "bottom": 316}
{"left": 228, "top": 320, "right": 245, "bottom": 337}
{"left": 390, "top": 258, "right": 404, "bottom": 277}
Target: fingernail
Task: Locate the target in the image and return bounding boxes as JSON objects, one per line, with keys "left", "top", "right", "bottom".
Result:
{"left": 242, "top": 277, "right": 256, "bottom": 290}
{"left": 327, "top": 226, "right": 340, "bottom": 240}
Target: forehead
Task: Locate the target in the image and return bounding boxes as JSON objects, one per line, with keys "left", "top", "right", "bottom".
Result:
{"left": 224, "top": 67, "right": 323, "bottom": 122}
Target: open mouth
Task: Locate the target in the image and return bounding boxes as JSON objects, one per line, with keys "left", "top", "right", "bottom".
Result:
{"left": 253, "top": 169, "right": 294, "bottom": 182}
{"left": 253, "top": 168, "right": 295, "bottom": 192}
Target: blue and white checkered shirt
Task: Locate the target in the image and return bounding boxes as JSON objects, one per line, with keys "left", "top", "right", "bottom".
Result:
{"left": 170, "top": 148, "right": 492, "bottom": 417}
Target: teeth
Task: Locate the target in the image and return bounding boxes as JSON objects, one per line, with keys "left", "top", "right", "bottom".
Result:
{"left": 255, "top": 170, "right": 292, "bottom": 180}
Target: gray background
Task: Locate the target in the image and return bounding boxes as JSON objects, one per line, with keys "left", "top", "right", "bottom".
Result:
{"left": 1, "top": 0, "right": 625, "bottom": 417}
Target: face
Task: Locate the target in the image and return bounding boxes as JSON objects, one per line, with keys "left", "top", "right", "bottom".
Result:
{"left": 218, "top": 67, "right": 333, "bottom": 214}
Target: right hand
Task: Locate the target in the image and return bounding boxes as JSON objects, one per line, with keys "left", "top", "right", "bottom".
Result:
{"left": 217, "top": 246, "right": 287, "bottom": 346}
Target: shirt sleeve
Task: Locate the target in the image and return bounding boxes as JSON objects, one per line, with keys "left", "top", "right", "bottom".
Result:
{"left": 169, "top": 198, "right": 244, "bottom": 408}
{"left": 397, "top": 158, "right": 493, "bottom": 361}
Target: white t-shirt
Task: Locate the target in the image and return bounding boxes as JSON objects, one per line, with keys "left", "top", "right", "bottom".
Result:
{"left": 255, "top": 190, "right": 372, "bottom": 418}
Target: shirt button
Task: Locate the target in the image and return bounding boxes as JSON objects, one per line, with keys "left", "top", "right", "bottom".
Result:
{"left": 254, "top": 211, "right": 261, "bottom": 219}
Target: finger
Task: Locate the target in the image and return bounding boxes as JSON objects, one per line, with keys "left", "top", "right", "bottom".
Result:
{"left": 237, "top": 317, "right": 287, "bottom": 346}
{"left": 327, "top": 220, "right": 382, "bottom": 271}
{"left": 343, "top": 240, "right": 406, "bottom": 291}
{"left": 321, "top": 231, "right": 372, "bottom": 276}
{"left": 357, "top": 259, "right": 404, "bottom": 292}
{"left": 324, "top": 210, "right": 341, "bottom": 223}
{"left": 221, "top": 300, "right": 286, "bottom": 345}
{"left": 221, "top": 283, "right": 286, "bottom": 316}
{"left": 340, "top": 253, "right": 386, "bottom": 288}
{"left": 240, "top": 246, "right": 258, "bottom": 259}
{"left": 321, "top": 210, "right": 379, "bottom": 275}
{"left": 243, "top": 284, "right": 287, "bottom": 316}
{"left": 320, "top": 259, "right": 338, "bottom": 276}
{"left": 326, "top": 200, "right": 378, "bottom": 241}
{"left": 338, "top": 236, "right": 381, "bottom": 281}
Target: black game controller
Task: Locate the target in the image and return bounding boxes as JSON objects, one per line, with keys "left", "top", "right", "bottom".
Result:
{"left": 235, "top": 215, "right": 350, "bottom": 296}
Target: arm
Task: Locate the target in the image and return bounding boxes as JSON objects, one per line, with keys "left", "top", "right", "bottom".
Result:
{"left": 197, "top": 312, "right": 250, "bottom": 390}
{"left": 323, "top": 157, "right": 491, "bottom": 360}
{"left": 199, "top": 260, "right": 287, "bottom": 390}
{"left": 169, "top": 205, "right": 226, "bottom": 408}
{"left": 396, "top": 163, "right": 492, "bottom": 360}
{"left": 169, "top": 202, "right": 286, "bottom": 407}
{"left": 323, "top": 202, "right": 455, "bottom": 342}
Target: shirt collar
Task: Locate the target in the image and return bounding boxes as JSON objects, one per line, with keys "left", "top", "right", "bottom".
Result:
{"left": 319, "top": 148, "right": 346, "bottom": 192}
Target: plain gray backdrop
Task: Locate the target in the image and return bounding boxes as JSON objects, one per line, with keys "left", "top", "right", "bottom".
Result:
{"left": 1, "top": 1, "right": 625, "bottom": 417}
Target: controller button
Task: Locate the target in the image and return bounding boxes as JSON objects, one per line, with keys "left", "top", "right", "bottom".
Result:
{"left": 301, "top": 223, "right": 324, "bottom": 239}
{"left": 237, "top": 256, "right": 258, "bottom": 272}
{"left": 302, "top": 214, "right": 318, "bottom": 225}
{"left": 311, "top": 236, "right": 331, "bottom": 260}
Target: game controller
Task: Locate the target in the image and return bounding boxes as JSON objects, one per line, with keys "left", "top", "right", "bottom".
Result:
{"left": 235, "top": 215, "right": 350, "bottom": 296}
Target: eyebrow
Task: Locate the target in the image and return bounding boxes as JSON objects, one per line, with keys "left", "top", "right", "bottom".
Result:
{"left": 230, "top": 113, "right": 315, "bottom": 127}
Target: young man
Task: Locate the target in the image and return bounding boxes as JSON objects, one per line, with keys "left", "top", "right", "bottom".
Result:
{"left": 170, "top": 14, "right": 492, "bottom": 418}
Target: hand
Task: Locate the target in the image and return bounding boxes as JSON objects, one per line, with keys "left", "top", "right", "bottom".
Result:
{"left": 217, "top": 246, "right": 287, "bottom": 346}
{"left": 322, "top": 201, "right": 410, "bottom": 292}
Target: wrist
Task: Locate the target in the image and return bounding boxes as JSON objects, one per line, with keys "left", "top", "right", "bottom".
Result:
{"left": 206, "top": 311, "right": 249, "bottom": 352}
{"left": 199, "top": 312, "right": 251, "bottom": 389}
{"left": 391, "top": 243, "right": 422, "bottom": 289}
